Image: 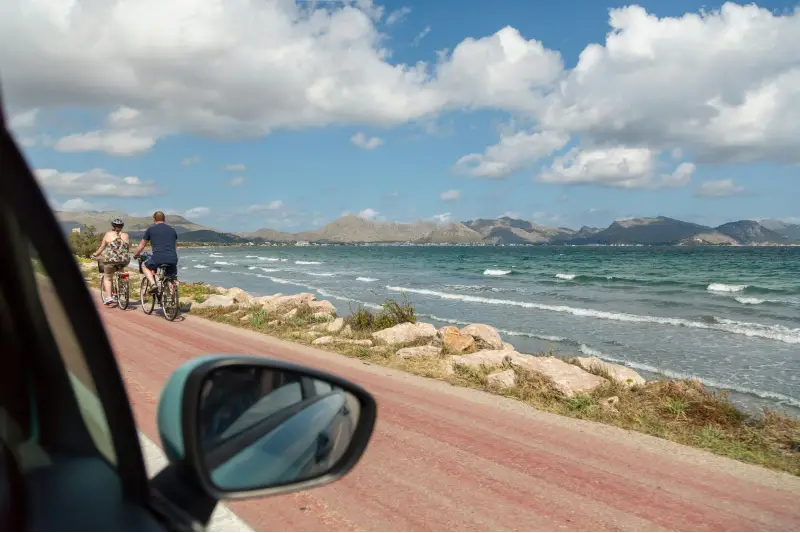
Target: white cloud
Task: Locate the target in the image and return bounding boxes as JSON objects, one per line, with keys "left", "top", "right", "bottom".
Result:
{"left": 439, "top": 189, "right": 461, "bottom": 202}
{"left": 455, "top": 130, "right": 569, "bottom": 178}
{"left": 359, "top": 208, "right": 379, "bottom": 219}
{"left": 536, "top": 147, "right": 695, "bottom": 189}
{"left": 501, "top": 211, "right": 520, "bottom": 219}
{"left": 246, "top": 200, "right": 284, "bottom": 213}
{"left": 182, "top": 155, "right": 201, "bottom": 166}
{"left": 696, "top": 178, "right": 745, "bottom": 197}
{"left": 225, "top": 163, "right": 246, "bottom": 172}
{"left": 385, "top": 7, "right": 411, "bottom": 25}
{"left": 182, "top": 206, "right": 211, "bottom": 218}
{"left": 229, "top": 176, "right": 245, "bottom": 187}
{"left": 0, "top": 1, "right": 560, "bottom": 146}
{"left": 412, "top": 26, "right": 431, "bottom": 47}
{"left": 350, "top": 132, "right": 384, "bottom": 150}
{"left": 53, "top": 130, "right": 156, "bottom": 156}
{"left": 34, "top": 168, "right": 162, "bottom": 197}
{"left": 9, "top": 108, "right": 39, "bottom": 130}
{"left": 57, "top": 197, "right": 103, "bottom": 212}
{"left": 432, "top": 212, "right": 451, "bottom": 223}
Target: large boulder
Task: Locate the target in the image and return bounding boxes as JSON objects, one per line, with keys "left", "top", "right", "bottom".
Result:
{"left": 309, "top": 300, "right": 336, "bottom": 315}
{"left": 372, "top": 322, "right": 437, "bottom": 346}
{"left": 262, "top": 292, "right": 316, "bottom": 312}
{"left": 452, "top": 349, "right": 522, "bottom": 369}
{"left": 226, "top": 287, "right": 251, "bottom": 305}
{"left": 487, "top": 369, "right": 516, "bottom": 388}
{"left": 438, "top": 326, "right": 476, "bottom": 353}
{"left": 461, "top": 324, "right": 504, "bottom": 350}
{"left": 396, "top": 345, "right": 441, "bottom": 359}
{"left": 325, "top": 317, "right": 345, "bottom": 334}
{"left": 313, "top": 336, "right": 372, "bottom": 347}
{"left": 195, "top": 294, "right": 235, "bottom": 308}
{"left": 179, "top": 298, "right": 193, "bottom": 312}
{"left": 574, "top": 356, "right": 646, "bottom": 388}
{"left": 515, "top": 356, "right": 608, "bottom": 398}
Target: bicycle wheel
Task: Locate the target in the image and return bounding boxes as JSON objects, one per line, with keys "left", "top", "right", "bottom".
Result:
{"left": 140, "top": 277, "right": 156, "bottom": 315}
{"left": 117, "top": 275, "right": 130, "bottom": 310}
{"left": 162, "top": 279, "right": 180, "bottom": 321}
{"left": 99, "top": 274, "right": 107, "bottom": 303}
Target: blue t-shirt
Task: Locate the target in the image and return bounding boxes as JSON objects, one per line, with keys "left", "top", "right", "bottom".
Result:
{"left": 143, "top": 223, "right": 178, "bottom": 265}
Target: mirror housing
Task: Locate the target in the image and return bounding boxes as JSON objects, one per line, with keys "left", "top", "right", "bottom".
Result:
{"left": 155, "top": 355, "right": 377, "bottom": 501}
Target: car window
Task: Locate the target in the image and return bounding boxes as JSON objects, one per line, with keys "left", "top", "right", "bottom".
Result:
{"left": 29, "top": 251, "right": 117, "bottom": 465}
{"left": 313, "top": 379, "right": 333, "bottom": 395}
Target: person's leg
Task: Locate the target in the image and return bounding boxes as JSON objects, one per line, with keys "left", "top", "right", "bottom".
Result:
{"left": 142, "top": 260, "right": 157, "bottom": 292}
{"left": 102, "top": 264, "right": 115, "bottom": 304}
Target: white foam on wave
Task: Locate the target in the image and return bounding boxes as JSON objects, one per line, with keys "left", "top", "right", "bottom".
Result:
{"left": 258, "top": 257, "right": 282, "bottom": 262}
{"left": 707, "top": 282, "right": 748, "bottom": 293}
{"left": 296, "top": 260, "right": 322, "bottom": 265}
{"left": 484, "top": 269, "right": 511, "bottom": 276}
{"left": 385, "top": 285, "right": 800, "bottom": 345}
{"left": 260, "top": 267, "right": 280, "bottom": 273}
{"left": 735, "top": 297, "right": 765, "bottom": 305}
{"left": 209, "top": 253, "right": 224, "bottom": 258}
{"left": 307, "top": 272, "right": 336, "bottom": 277}
{"left": 194, "top": 264, "right": 209, "bottom": 269}
{"left": 556, "top": 273, "right": 577, "bottom": 280}
{"left": 210, "top": 269, "right": 223, "bottom": 273}
{"left": 356, "top": 277, "right": 378, "bottom": 282}
{"left": 213, "top": 261, "right": 236, "bottom": 266}
{"left": 245, "top": 255, "right": 259, "bottom": 258}
{"left": 579, "top": 344, "right": 603, "bottom": 357}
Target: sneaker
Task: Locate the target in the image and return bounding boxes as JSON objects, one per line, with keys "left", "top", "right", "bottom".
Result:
{"left": 102, "top": 297, "right": 114, "bottom": 305}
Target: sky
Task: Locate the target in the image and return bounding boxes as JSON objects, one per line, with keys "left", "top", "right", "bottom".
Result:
{"left": 3, "top": 0, "right": 800, "bottom": 232}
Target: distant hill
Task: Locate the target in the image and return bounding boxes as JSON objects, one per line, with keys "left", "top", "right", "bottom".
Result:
{"left": 416, "top": 223, "right": 485, "bottom": 244}
{"left": 464, "top": 216, "right": 576, "bottom": 244}
{"left": 715, "top": 220, "right": 790, "bottom": 244}
{"left": 295, "top": 215, "right": 438, "bottom": 243}
{"left": 237, "top": 228, "right": 296, "bottom": 242}
{"left": 567, "top": 217, "right": 737, "bottom": 246}
{"left": 55, "top": 210, "right": 210, "bottom": 235}
{"left": 759, "top": 219, "right": 800, "bottom": 243}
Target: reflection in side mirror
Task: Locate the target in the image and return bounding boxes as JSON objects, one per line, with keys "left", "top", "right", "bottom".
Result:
{"left": 197, "top": 365, "right": 363, "bottom": 492}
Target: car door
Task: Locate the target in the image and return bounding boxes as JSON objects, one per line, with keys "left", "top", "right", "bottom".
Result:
{"left": 0, "top": 93, "right": 174, "bottom": 531}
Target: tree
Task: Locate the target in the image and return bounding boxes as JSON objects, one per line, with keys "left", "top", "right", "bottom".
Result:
{"left": 67, "top": 225, "right": 102, "bottom": 259}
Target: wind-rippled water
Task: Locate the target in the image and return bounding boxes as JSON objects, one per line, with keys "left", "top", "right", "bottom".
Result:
{"left": 176, "top": 245, "right": 800, "bottom": 416}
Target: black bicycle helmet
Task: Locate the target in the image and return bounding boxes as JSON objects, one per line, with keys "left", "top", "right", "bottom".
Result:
{"left": 111, "top": 217, "right": 124, "bottom": 227}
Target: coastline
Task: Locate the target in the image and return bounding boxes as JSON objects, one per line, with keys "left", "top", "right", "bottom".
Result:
{"left": 77, "top": 259, "right": 800, "bottom": 476}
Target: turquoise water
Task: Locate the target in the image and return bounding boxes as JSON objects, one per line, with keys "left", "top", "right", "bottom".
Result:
{"left": 177, "top": 245, "right": 800, "bottom": 415}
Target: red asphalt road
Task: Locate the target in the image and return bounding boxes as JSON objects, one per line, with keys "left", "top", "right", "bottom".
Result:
{"left": 96, "top": 301, "right": 800, "bottom": 532}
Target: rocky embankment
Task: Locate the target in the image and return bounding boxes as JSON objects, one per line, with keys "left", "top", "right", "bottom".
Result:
{"left": 183, "top": 287, "right": 647, "bottom": 400}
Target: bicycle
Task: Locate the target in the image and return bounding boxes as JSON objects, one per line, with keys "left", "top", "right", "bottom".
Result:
{"left": 97, "top": 261, "right": 131, "bottom": 310}
{"left": 137, "top": 254, "right": 181, "bottom": 321}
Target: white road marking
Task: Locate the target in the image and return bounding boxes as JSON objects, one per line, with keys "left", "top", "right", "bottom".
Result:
{"left": 139, "top": 432, "right": 253, "bottom": 532}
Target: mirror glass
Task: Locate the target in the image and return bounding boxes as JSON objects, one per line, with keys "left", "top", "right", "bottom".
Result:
{"left": 196, "top": 364, "right": 362, "bottom": 491}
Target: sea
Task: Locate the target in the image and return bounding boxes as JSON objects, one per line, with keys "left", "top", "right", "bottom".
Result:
{"left": 174, "top": 245, "right": 800, "bottom": 416}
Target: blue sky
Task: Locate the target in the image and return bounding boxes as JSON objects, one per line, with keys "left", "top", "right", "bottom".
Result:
{"left": 5, "top": 0, "right": 800, "bottom": 232}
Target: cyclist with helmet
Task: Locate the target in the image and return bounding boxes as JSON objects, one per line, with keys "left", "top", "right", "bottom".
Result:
{"left": 92, "top": 217, "right": 131, "bottom": 306}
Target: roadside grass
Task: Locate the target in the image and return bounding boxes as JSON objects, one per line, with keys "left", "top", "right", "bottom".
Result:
{"left": 75, "top": 260, "right": 800, "bottom": 476}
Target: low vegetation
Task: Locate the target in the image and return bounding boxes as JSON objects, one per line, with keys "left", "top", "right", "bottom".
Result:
{"left": 74, "top": 259, "right": 800, "bottom": 476}
{"left": 67, "top": 225, "right": 103, "bottom": 259}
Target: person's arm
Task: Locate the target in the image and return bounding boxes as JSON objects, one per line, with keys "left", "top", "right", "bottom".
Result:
{"left": 133, "top": 228, "right": 150, "bottom": 257}
{"left": 92, "top": 233, "right": 109, "bottom": 258}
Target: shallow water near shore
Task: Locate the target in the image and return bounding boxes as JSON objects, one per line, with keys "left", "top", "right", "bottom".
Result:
{"left": 176, "top": 245, "right": 800, "bottom": 416}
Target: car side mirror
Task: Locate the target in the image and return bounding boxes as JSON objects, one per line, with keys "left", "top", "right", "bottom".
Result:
{"left": 155, "top": 355, "right": 377, "bottom": 501}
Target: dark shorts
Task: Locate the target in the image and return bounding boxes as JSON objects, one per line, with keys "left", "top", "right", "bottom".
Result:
{"left": 143, "top": 259, "right": 178, "bottom": 278}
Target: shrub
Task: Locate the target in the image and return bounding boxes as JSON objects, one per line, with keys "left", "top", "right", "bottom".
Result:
{"left": 67, "top": 225, "right": 103, "bottom": 259}
{"left": 346, "top": 294, "right": 417, "bottom": 331}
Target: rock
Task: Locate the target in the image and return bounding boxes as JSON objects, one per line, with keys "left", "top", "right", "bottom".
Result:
{"left": 574, "top": 356, "right": 646, "bottom": 388}
{"left": 312, "top": 336, "right": 334, "bottom": 345}
{"left": 268, "top": 320, "right": 279, "bottom": 326}
{"left": 239, "top": 314, "right": 251, "bottom": 322}
{"left": 313, "top": 336, "right": 372, "bottom": 347}
{"left": 341, "top": 325, "right": 353, "bottom": 337}
{"left": 226, "top": 287, "right": 251, "bottom": 305}
{"left": 461, "top": 324, "right": 504, "bottom": 350}
{"left": 487, "top": 369, "right": 516, "bottom": 388}
{"left": 395, "top": 345, "right": 441, "bottom": 359}
{"left": 502, "top": 342, "right": 515, "bottom": 351}
{"left": 309, "top": 300, "right": 336, "bottom": 315}
{"left": 601, "top": 396, "right": 620, "bottom": 410}
{"left": 325, "top": 317, "right": 345, "bottom": 334}
{"left": 283, "top": 308, "right": 298, "bottom": 320}
{"left": 195, "top": 294, "right": 235, "bottom": 308}
{"left": 179, "top": 297, "right": 193, "bottom": 312}
{"left": 372, "top": 322, "right": 437, "bottom": 345}
{"left": 261, "top": 292, "right": 316, "bottom": 311}
{"left": 452, "top": 349, "right": 522, "bottom": 369}
{"left": 252, "top": 293, "right": 282, "bottom": 305}
{"left": 347, "top": 339, "right": 373, "bottom": 347}
{"left": 515, "top": 356, "right": 608, "bottom": 398}
{"left": 303, "top": 331, "right": 321, "bottom": 339}
{"left": 438, "top": 326, "right": 476, "bottom": 353}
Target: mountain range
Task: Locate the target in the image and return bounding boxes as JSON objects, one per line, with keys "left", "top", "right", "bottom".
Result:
{"left": 56, "top": 211, "right": 800, "bottom": 246}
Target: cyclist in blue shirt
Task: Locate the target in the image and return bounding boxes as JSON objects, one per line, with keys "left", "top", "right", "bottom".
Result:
{"left": 133, "top": 211, "right": 179, "bottom": 293}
